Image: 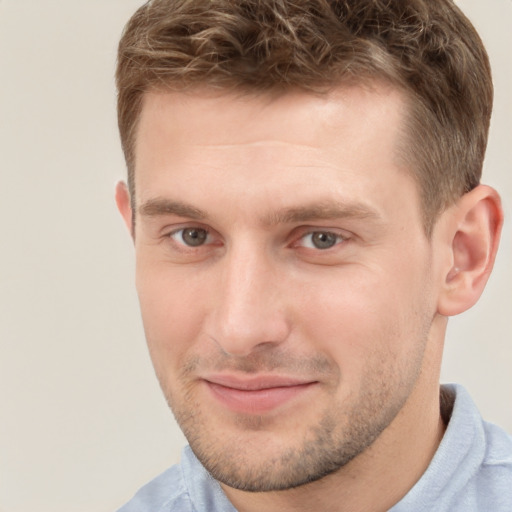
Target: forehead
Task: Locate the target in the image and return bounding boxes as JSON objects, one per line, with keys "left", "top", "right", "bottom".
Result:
{"left": 135, "top": 83, "right": 407, "bottom": 152}
{"left": 133, "top": 85, "right": 417, "bottom": 225}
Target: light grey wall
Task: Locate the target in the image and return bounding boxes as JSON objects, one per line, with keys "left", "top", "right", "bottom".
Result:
{"left": 0, "top": 1, "right": 510, "bottom": 511}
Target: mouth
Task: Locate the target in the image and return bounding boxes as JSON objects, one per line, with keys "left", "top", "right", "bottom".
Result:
{"left": 202, "top": 374, "right": 318, "bottom": 414}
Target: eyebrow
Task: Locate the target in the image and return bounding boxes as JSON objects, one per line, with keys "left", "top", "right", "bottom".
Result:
{"left": 138, "top": 197, "right": 381, "bottom": 225}
{"left": 139, "top": 198, "right": 208, "bottom": 220}
{"left": 263, "top": 202, "right": 381, "bottom": 225}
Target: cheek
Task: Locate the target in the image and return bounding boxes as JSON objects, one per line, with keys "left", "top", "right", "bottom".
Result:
{"left": 294, "top": 265, "right": 426, "bottom": 375}
{"left": 135, "top": 263, "right": 207, "bottom": 374}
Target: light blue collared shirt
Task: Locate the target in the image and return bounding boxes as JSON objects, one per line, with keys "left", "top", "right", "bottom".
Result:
{"left": 117, "top": 384, "right": 512, "bottom": 511}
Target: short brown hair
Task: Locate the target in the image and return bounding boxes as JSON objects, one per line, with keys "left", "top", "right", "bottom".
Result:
{"left": 116, "top": 0, "right": 492, "bottom": 233}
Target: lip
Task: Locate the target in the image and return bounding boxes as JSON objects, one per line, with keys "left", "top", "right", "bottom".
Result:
{"left": 203, "top": 374, "right": 318, "bottom": 414}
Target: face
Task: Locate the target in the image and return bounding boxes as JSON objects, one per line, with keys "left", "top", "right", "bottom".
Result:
{"left": 127, "top": 86, "right": 440, "bottom": 492}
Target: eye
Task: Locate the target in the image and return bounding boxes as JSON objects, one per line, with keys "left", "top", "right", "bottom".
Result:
{"left": 170, "top": 227, "right": 209, "bottom": 247}
{"left": 299, "top": 231, "right": 344, "bottom": 250}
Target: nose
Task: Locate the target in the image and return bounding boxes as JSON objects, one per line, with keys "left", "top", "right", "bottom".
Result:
{"left": 206, "top": 244, "right": 291, "bottom": 357}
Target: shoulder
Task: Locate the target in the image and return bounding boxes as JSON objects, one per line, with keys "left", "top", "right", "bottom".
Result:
{"left": 442, "top": 386, "right": 512, "bottom": 510}
{"left": 115, "top": 446, "right": 236, "bottom": 512}
{"left": 474, "top": 420, "right": 512, "bottom": 494}
{"left": 482, "top": 418, "right": 512, "bottom": 466}
{"left": 116, "top": 464, "right": 193, "bottom": 512}
{"left": 392, "top": 384, "right": 512, "bottom": 512}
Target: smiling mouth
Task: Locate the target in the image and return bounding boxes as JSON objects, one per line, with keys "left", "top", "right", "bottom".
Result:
{"left": 203, "top": 375, "right": 318, "bottom": 414}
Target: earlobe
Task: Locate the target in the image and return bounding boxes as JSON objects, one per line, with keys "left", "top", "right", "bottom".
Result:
{"left": 437, "top": 185, "right": 503, "bottom": 317}
{"left": 115, "top": 181, "right": 134, "bottom": 239}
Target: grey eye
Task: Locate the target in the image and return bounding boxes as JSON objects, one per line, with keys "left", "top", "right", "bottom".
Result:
{"left": 181, "top": 228, "right": 208, "bottom": 246}
{"left": 310, "top": 232, "right": 338, "bottom": 249}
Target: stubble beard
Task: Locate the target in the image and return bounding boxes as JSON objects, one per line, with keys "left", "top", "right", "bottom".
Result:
{"left": 158, "top": 343, "right": 428, "bottom": 493}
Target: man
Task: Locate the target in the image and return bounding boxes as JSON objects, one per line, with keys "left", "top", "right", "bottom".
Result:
{"left": 114, "top": 0, "right": 511, "bottom": 510}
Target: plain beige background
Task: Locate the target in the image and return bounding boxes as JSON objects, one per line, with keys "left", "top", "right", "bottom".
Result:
{"left": 0, "top": 1, "right": 510, "bottom": 511}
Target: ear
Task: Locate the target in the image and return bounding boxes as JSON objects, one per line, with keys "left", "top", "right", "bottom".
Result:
{"left": 437, "top": 185, "right": 503, "bottom": 316}
{"left": 115, "top": 181, "right": 134, "bottom": 239}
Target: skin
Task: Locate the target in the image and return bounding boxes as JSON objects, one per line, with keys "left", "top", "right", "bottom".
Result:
{"left": 116, "top": 84, "right": 502, "bottom": 512}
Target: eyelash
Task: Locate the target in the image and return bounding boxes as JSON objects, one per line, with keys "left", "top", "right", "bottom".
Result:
{"left": 164, "top": 226, "right": 348, "bottom": 253}
{"left": 167, "top": 226, "right": 213, "bottom": 249}
{"left": 294, "top": 231, "right": 347, "bottom": 250}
